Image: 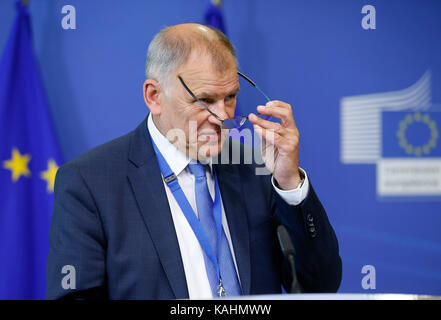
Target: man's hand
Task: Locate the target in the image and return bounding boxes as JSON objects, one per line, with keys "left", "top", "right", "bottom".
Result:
{"left": 248, "top": 101, "right": 302, "bottom": 190}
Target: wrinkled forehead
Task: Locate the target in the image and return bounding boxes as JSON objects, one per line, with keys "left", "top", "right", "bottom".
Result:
{"left": 180, "top": 68, "right": 239, "bottom": 97}
{"left": 175, "top": 49, "right": 239, "bottom": 93}
{"left": 177, "top": 45, "right": 237, "bottom": 75}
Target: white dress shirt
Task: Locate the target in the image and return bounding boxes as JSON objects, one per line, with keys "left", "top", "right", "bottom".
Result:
{"left": 147, "top": 114, "right": 310, "bottom": 298}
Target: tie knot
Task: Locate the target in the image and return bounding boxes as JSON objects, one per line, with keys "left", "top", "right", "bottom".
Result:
{"left": 188, "top": 162, "right": 207, "bottom": 179}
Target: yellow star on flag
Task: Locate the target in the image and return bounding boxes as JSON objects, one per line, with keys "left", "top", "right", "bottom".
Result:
{"left": 2, "top": 147, "right": 31, "bottom": 182}
{"left": 40, "top": 159, "right": 59, "bottom": 193}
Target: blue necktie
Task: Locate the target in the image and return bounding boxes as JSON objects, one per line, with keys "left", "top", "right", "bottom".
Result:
{"left": 187, "top": 162, "right": 241, "bottom": 297}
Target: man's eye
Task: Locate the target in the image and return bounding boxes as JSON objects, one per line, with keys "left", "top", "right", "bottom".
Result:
{"left": 226, "top": 95, "right": 236, "bottom": 102}
{"left": 199, "top": 98, "right": 212, "bottom": 104}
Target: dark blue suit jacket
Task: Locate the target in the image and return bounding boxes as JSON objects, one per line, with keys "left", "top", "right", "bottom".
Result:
{"left": 46, "top": 117, "right": 342, "bottom": 299}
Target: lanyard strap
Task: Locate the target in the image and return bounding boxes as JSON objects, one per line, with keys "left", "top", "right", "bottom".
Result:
{"left": 151, "top": 139, "right": 223, "bottom": 284}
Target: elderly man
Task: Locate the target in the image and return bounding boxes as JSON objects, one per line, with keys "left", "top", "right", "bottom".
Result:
{"left": 46, "top": 23, "right": 341, "bottom": 299}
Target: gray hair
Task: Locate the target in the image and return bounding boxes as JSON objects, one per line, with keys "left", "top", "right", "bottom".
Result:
{"left": 145, "top": 24, "right": 238, "bottom": 95}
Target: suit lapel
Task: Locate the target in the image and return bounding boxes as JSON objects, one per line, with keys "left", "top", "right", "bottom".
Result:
{"left": 214, "top": 163, "right": 252, "bottom": 296}
{"left": 127, "top": 118, "right": 188, "bottom": 299}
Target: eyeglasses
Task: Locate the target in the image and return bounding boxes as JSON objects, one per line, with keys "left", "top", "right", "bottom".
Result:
{"left": 177, "top": 71, "right": 271, "bottom": 129}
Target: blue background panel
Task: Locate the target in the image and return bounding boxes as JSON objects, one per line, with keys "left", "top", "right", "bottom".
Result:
{"left": 1, "top": 0, "right": 440, "bottom": 295}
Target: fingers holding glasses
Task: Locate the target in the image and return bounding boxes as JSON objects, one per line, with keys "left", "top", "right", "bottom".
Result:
{"left": 248, "top": 112, "right": 280, "bottom": 131}
{"left": 247, "top": 99, "right": 302, "bottom": 190}
{"left": 257, "top": 100, "right": 297, "bottom": 128}
{"left": 253, "top": 124, "right": 297, "bottom": 155}
{"left": 248, "top": 106, "right": 298, "bottom": 139}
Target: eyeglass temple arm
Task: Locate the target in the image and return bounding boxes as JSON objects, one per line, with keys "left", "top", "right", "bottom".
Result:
{"left": 177, "top": 76, "right": 225, "bottom": 122}
{"left": 237, "top": 71, "right": 271, "bottom": 102}
{"left": 237, "top": 71, "right": 272, "bottom": 121}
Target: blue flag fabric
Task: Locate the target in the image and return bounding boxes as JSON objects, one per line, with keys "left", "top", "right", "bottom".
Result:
{"left": 0, "top": 2, "right": 63, "bottom": 299}
{"left": 204, "top": 2, "right": 226, "bottom": 33}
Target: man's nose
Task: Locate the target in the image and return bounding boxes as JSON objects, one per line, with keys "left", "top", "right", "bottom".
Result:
{"left": 207, "top": 101, "right": 229, "bottom": 126}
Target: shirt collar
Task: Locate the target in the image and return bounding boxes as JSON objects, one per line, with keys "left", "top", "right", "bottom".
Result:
{"left": 147, "top": 113, "right": 212, "bottom": 176}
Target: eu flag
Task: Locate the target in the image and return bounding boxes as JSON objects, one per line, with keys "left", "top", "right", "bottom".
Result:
{"left": 382, "top": 111, "right": 441, "bottom": 158}
{"left": 0, "top": 2, "right": 63, "bottom": 299}
{"left": 204, "top": 0, "right": 227, "bottom": 33}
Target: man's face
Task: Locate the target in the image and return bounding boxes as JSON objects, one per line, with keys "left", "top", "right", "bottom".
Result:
{"left": 159, "top": 50, "right": 239, "bottom": 160}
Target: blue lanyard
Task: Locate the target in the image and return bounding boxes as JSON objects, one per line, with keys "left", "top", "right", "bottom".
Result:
{"left": 151, "top": 139, "right": 225, "bottom": 295}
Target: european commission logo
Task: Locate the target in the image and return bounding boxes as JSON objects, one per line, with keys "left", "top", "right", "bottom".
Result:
{"left": 340, "top": 70, "right": 441, "bottom": 197}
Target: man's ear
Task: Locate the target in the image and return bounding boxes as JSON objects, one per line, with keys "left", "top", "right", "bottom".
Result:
{"left": 143, "top": 79, "right": 162, "bottom": 116}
